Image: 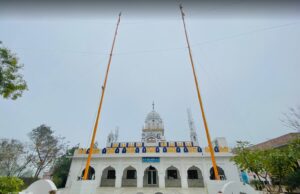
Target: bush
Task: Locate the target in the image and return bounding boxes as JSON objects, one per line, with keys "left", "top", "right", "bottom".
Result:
{"left": 0, "top": 177, "right": 24, "bottom": 194}
{"left": 250, "top": 179, "right": 264, "bottom": 191}
{"left": 284, "top": 168, "right": 300, "bottom": 193}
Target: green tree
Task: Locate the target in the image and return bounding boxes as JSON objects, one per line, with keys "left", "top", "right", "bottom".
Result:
{"left": 28, "top": 124, "right": 66, "bottom": 178}
{"left": 0, "top": 42, "right": 27, "bottom": 100}
{"left": 232, "top": 140, "right": 300, "bottom": 193}
{"left": 263, "top": 148, "right": 298, "bottom": 193}
{"left": 51, "top": 146, "right": 77, "bottom": 188}
{"left": 0, "top": 177, "right": 24, "bottom": 194}
{"left": 289, "top": 138, "right": 300, "bottom": 158}
{"left": 284, "top": 168, "right": 300, "bottom": 193}
{"left": 282, "top": 139, "right": 300, "bottom": 193}
{"left": 232, "top": 141, "right": 272, "bottom": 192}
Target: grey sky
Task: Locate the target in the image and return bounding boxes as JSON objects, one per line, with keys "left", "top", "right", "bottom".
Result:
{"left": 1, "top": 2, "right": 300, "bottom": 148}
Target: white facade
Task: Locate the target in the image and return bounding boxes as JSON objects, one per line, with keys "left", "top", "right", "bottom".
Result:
{"left": 65, "top": 153, "right": 240, "bottom": 188}
{"left": 63, "top": 108, "right": 244, "bottom": 194}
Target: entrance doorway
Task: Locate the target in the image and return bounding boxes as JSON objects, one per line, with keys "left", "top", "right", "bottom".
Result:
{"left": 147, "top": 168, "right": 157, "bottom": 184}
{"left": 143, "top": 166, "right": 159, "bottom": 187}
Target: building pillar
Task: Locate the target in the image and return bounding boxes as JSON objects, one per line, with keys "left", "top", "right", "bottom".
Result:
{"left": 115, "top": 171, "right": 122, "bottom": 188}
{"left": 203, "top": 162, "right": 210, "bottom": 184}
{"left": 137, "top": 170, "right": 144, "bottom": 188}
{"left": 181, "top": 168, "right": 188, "bottom": 188}
{"left": 158, "top": 172, "right": 165, "bottom": 188}
{"left": 95, "top": 164, "right": 103, "bottom": 187}
{"left": 96, "top": 169, "right": 103, "bottom": 187}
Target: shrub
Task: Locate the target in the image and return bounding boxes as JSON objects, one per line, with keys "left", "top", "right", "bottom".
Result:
{"left": 284, "top": 168, "right": 300, "bottom": 193}
{"left": 0, "top": 177, "right": 24, "bottom": 194}
{"left": 250, "top": 179, "right": 264, "bottom": 191}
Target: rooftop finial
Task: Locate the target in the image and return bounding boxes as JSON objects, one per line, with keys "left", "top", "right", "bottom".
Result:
{"left": 152, "top": 101, "right": 155, "bottom": 110}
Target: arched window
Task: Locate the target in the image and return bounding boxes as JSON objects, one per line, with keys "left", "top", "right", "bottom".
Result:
{"left": 165, "top": 166, "right": 181, "bottom": 187}
{"left": 210, "top": 166, "right": 226, "bottom": 180}
{"left": 100, "top": 166, "right": 116, "bottom": 187}
{"left": 187, "top": 166, "right": 204, "bottom": 187}
{"left": 122, "top": 166, "right": 137, "bottom": 187}
{"left": 81, "top": 166, "right": 95, "bottom": 180}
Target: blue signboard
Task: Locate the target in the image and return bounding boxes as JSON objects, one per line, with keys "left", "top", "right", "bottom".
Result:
{"left": 142, "top": 157, "right": 160, "bottom": 163}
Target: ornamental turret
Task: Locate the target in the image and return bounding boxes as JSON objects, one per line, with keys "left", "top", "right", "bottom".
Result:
{"left": 142, "top": 102, "right": 166, "bottom": 146}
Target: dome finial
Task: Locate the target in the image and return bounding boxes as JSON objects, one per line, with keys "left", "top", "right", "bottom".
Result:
{"left": 152, "top": 101, "right": 155, "bottom": 110}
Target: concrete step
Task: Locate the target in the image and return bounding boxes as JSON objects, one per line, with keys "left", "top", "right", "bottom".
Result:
{"left": 96, "top": 187, "right": 207, "bottom": 194}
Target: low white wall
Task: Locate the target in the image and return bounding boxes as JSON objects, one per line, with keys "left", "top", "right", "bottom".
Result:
{"left": 206, "top": 180, "right": 260, "bottom": 194}
{"left": 69, "top": 180, "right": 98, "bottom": 194}
{"left": 222, "top": 181, "right": 260, "bottom": 194}
{"left": 20, "top": 179, "right": 57, "bottom": 194}
{"left": 206, "top": 180, "right": 225, "bottom": 194}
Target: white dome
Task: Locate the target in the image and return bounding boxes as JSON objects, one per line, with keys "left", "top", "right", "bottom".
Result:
{"left": 145, "top": 110, "right": 162, "bottom": 123}
{"left": 144, "top": 110, "right": 164, "bottom": 130}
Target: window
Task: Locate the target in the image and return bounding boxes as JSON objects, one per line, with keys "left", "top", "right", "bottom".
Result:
{"left": 167, "top": 170, "right": 178, "bottom": 179}
{"left": 188, "top": 170, "right": 198, "bottom": 179}
{"left": 127, "top": 170, "right": 136, "bottom": 179}
{"left": 147, "top": 137, "right": 156, "bottom": 143}
{"left": 107, "top": 170, "right": 116, "bottom": 179}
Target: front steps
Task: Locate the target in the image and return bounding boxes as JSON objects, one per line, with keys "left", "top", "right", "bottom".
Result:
{"left": 96, "top": 187, "right": 207, "bottom": 194}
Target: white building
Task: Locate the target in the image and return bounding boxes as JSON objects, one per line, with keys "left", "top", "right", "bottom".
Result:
{"left": 62, "top": 107, "right": 244, "bottom": 194}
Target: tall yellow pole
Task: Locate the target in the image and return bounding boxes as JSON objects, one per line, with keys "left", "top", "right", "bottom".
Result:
{"left": 179, "top": 5, "right": 220, "bottom": 180}
{"left": 83, "top": 12, "right": 122, "bottom": 180}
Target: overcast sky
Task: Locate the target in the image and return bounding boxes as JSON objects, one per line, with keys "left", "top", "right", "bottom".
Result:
{"left": 1, "top": 1, "right": 300, "bottom": 148}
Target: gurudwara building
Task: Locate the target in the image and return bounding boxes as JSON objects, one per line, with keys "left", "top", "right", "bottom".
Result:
{"left": 19, "top": 5, "right": 261, "bottom": 194}
{"left": 61, "top": 107, "right": 246, "bottom": 194}
{"left": 58, "top": 6, "right": 259, "bottom": 194}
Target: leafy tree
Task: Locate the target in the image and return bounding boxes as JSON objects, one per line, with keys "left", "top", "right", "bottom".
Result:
{"left": 288, "top": 138, "right": 300, "bottom": 158}
{"left": 232, "top": 140, "right": 300, "bottom": 193}
{"left": 0, "top": 139, "right": 33, "bottom": 177}
{"left": 284, "top": 168, "right": 300, "bottom": 193}
{"left": 28, "top": 124, "right": 66, "bottom": 178}
{"left": 51, "top": 146, "right": 77, "bottom": 188}
{"left": 0, "top": 41, "right": 27, "bottom": 100}
{"left": 231, "top": 141, "right": 272, "bottom": 192}
{"left": 282, "top": 139, "right": 300, "bottom": 193}
{"left": 250, "top": 179, "right": 264, "bottom": 191}
{"left": 0, "top": 177, "right": 24, "bottom": 194}
{"left": 263, "top": 148, "right": 298, "bottom": 192}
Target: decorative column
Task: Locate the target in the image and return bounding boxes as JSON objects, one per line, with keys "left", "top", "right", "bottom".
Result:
{"left": 203, "top": 162, "right": 210, "bottom": 183}
{"left": 181, "top": 168, "right": 188, "bottom": 188}
{"left": 158, "top": 172, "right": 165, "bottom": 188}
{"left": 137, "top": 170, "right": 144, "bottom": 188}
{"left": 96, "top": 168, "right": 103, "bottom": 187}
{"left": 115, "top": 170, "right": 122, "bottom": 188}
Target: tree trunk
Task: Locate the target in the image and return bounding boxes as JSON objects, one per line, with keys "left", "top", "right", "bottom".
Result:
{"left": 34, "top": 166, "right": 42, "bottom": 178}
{"left": 278, "top": 177, "right": 282, "bottom": 193}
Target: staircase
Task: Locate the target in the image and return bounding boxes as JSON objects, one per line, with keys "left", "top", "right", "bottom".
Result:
{"left": 95, "top": 187, "right": 207, "bottom": 194}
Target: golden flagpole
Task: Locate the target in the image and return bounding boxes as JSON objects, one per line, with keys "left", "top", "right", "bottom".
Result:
{"left": 83, "top": 12, "right": 122, "bottom": 180}
{"left": 179, "top": 4, "right": 220, "bottom": 180}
